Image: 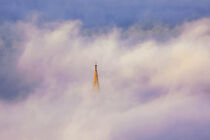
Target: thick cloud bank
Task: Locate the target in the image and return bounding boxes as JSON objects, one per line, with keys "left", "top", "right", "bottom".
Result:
{"left": 0, "top": 18, "right": 210, "bottom": 140}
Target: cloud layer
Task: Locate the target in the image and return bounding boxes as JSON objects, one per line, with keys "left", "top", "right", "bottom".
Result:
{"left": 0, "top": 18, "right": 210, "bottom": 140}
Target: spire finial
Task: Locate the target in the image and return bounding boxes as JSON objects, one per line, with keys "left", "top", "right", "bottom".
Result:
{"left": 95, "top": 63, "right": 97, "bottom": 71}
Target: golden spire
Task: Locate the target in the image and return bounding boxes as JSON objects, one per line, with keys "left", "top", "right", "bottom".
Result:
{"left": 92, "top": 63, "right": 100, "bottom": 92}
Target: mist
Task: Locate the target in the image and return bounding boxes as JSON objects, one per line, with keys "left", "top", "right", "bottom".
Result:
{"left": 0, "top": 18, "right": 210, "bottom": 140}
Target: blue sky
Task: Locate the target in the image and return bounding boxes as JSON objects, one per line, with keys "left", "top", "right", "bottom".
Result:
{"left": 1, "top": 0, "right": 210, "bottom": 27}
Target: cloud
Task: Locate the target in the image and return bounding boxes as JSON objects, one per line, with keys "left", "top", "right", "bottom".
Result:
{"left": 0, "top": 18, "right": 210, "bottom": 140}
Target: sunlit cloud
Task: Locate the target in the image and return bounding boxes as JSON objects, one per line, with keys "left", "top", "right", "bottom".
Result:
{"left": 0, "top": 18, "right": 210, "bottom": 140}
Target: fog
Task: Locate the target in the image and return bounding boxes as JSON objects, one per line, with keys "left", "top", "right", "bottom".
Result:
{"left": 0, "top": 18, "right": 210, "bottom": 140}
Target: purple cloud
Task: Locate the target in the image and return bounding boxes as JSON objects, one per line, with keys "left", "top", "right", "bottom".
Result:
{"left": 0, "top": 18, "right": 210, "bottom": 139}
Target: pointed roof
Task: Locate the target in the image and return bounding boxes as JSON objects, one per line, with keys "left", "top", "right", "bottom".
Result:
{"left": 93, "top": 64, "right": 100, "bottom": 92}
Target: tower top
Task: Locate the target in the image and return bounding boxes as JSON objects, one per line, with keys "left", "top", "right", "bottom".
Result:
{"left": 93, "top": 63, "right": 100, "bottom": 92}
{"left": 94, "top": 64, "right": 98, "bottom": 71}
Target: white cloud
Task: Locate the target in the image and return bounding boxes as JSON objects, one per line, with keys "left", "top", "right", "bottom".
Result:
{"left": 0, "top": 18, "right": 210, "bottom": 140}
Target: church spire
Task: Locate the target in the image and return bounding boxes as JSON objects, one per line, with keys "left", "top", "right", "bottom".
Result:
{"left": 93, "top": 63, "right": 100, "bottom": 92}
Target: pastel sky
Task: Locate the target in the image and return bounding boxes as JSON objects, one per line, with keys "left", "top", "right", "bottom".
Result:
{"left": 1, "top": 0, "right": 210, "bottom": 27}
{"left": 0, "top": 1, "right": 210, "bottom": 140}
